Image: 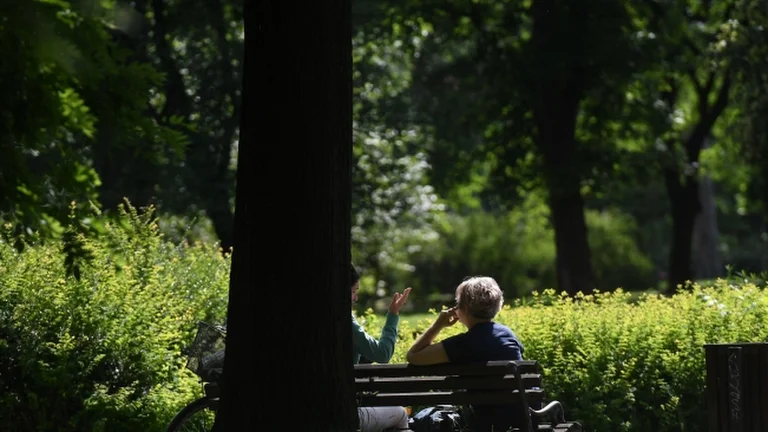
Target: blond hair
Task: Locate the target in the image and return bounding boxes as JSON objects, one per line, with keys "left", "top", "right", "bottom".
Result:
{"left": 456, "top": 276, "right": 504, "bottom": 320}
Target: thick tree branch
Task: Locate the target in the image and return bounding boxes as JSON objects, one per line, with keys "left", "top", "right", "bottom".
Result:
{"left": 683, "top": 37, "right": 703, "bottom": 57}
{"left": 685, "top": 70, "right": 732, "bottom": 161}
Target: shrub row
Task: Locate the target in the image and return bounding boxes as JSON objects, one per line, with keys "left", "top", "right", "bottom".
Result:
{"left": 360, "top": 281, "right": 768, "bottom": 431}
{"left": 0, "top": 207, "right": 229, "bottom": 431}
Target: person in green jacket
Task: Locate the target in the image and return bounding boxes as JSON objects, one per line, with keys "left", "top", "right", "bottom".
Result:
{"left": 351, "top": 264, "right": 412, "bottom": 432}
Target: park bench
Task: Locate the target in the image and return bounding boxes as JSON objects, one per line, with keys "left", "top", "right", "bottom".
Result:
{"left": 354, "top": 360, "right": 581, "bottom": 432}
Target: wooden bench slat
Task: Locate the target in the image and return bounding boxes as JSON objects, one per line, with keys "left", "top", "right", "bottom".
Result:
{"left": 358, "top": 389, "right": 545, "bottom": 406}
{"left": 354, "top": 360, "right": 539, "bottom": 378}
{"left": 353, "top": 360, "right": 580, "bottom": 431}
{"left": 355, "top": 373, "right": 542, "bottom": 392}
{"left": 511, "top": 424, "right": 580, "bottom": 432}
{"left": 551, "top": 423, "right": 581, "bottom": 432}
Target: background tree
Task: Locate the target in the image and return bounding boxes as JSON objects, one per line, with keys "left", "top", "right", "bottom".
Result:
{"left": 358, "top": 0, "right": 659, "bottom": 295}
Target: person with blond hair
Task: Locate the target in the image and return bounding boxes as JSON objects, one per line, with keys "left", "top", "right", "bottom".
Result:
{"left": 406, "top": 276, "right": 524, "bottom": 432}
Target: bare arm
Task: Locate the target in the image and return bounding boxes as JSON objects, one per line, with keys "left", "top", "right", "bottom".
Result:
{"left": 406, "top": 307, "right": 457, "bottom": 365}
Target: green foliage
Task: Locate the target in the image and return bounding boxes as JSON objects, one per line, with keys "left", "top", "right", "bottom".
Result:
{"left": 355, "top": 0, "right": 768, "bottom": 294}
{"left": 586, "top": 209, "right": 656, "bottom": 292}
{"left": 351, "top": 26, "right": 446, "bottom": 296}
{"left": 0, "top": 0, "right": 99, "bottom": 237}
{"left": 362, "top": 281, "right": 768, "bottom": 431}
{"left": 0, "top": 203, "right": 228, "bottom": 432}
{"left": 729, "top": 0, "right": 768, "bottom": 219}
{"left": 408, "top": 195, "right": 555, "bottom": 303}
{"left": 131, "top": 0, "right": 242, "bottom": 227}
{"left": 351, "top": 125, "right": 445, "bottom": 278}
{"left": 407, "top": 195, "right": 655, "bottom": 304}
{"left": 0, "top": 0, "right": 188, "bottom": 245}
{"left": 156, "top": 211, "right": 219, "bottom": 247}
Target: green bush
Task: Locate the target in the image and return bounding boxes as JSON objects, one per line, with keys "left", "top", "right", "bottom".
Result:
{"left": 0, "top": 205, "right": 229, "bottom": 432}
{"left": 407, "top": 196, "right": 556, "bottom": 304}
{"left": 408, "top": 201, "right": 655, "bottom": 303}
{"left": 586, "top": 209, "right": 656, "bottom": 291}
{"left": 362, "top": 280, "right": 768, "bottom": 432}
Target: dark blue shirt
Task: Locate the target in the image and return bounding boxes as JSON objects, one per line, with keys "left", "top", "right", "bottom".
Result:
{"left": 441, "top": 321, "right": 525, "bottom": 431}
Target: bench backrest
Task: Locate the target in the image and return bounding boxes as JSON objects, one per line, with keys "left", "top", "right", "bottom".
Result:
{"left": 354, "top": 360, "right": 543, "bottom": 408}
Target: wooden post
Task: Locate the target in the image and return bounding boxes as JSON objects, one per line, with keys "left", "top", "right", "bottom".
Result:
{"left": 704, "top": 343, "right": 768, "bottom": 432}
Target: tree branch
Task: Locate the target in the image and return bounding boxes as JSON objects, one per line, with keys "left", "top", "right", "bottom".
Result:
{"left": 685, "top": 69, "right": 732, "bottom": 161}
{"left": 211, "top": 0, "right": 241, "bottom": 174}
{"left": 683, "top": 36, "right": 703, "bottom": 57}
{"left": 151, "top": 0, "right": 191, "bottom": 120}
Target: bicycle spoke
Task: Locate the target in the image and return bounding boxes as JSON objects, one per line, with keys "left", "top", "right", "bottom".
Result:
{"left": 177, "top": 406, "right": 215, "bottom": 432}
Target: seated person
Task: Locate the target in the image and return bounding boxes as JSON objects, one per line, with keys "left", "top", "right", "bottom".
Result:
{"left": 405, "top": 276, "right": 525, "bottom": 432}
{"left": 351, "top": 264, "right": 413, "bottom": 432}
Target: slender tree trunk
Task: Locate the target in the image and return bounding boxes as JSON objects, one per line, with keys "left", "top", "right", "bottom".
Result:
{"left": 664, "top": 168, "right": 700, "bottom": 292}
{"left": 206, "top": 182, "right": 234, "bottom": 253}
{"left": 691, "top": 138, "right": 722, "bottom": 280}
{"left": 664, "top": 73, "right": 730, "bottom": 294}
{"left": 211, "top": 0, "right": 356, "bottom": 430}
{"left": 202, "top": 0, "right": 241, "bottom": 254}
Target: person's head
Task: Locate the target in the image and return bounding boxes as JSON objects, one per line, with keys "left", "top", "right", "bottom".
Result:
{"left": 351, "top": 264, "right": 361, "bottom": 303}
{"left": 454, "top": 276, "right": 504, "bottom": 325}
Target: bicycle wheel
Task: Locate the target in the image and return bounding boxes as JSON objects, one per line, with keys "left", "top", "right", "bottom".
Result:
{"left": 167, "top": 397, "right": 218, "bottom": 432}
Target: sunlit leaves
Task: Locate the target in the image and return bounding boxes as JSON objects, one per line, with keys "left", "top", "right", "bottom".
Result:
{"left": 351, "top": 24, "right": 445, "bottom": 292}
{"left": 0, "top": 0, "right": 190, "bottom": 246}
{"left": 0, "top": 204, "right": 229, "bottom": 430}
{"left": 364, "top": 281, "right": 768, "bottom": 430}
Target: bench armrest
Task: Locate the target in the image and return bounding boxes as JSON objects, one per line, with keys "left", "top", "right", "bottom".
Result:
{"left": 530, "top": 400, "right": 566, "bottom": 424}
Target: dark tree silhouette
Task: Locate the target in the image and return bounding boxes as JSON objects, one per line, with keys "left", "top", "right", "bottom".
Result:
{"left": 211, "top": 0, "right": 357, "bottom": 430}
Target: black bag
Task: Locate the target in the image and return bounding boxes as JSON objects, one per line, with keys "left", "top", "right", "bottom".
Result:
{"left": 409, "top": 405, "right": 463, "bottom": 432}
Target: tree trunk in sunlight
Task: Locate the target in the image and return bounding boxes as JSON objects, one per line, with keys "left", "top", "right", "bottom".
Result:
{"left": 691, "top": 138, "right": 722, "bottom": 280}
{"left": 211, "top": 0, "right": 357, "bottom": 430}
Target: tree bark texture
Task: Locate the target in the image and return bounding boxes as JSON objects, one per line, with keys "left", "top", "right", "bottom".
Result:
{"left": 212, "top": 0, "right": 357, "bottom": 430}
{"left": 531, "top": 0, "right": 596, "bottom": 296}
{"left": 691, "top": 138, "right": 722, "bottom": 280}
{"left": 664, "top": 168, "right": 700, "bottom": 292}
{"left": 664, "top": 73, "right": 730, "bottom": 294}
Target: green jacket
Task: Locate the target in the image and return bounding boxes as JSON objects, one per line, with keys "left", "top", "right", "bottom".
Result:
{"left": 351, "top": 313, "right": 399, "bottom": 364}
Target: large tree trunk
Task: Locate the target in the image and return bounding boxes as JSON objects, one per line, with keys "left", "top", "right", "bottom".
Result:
{"left": 547, "top": 175, "right": 595, "bottom": 296}
{"left": 531, "top": 0, "right": 596, "bottom": 296}
{"left": 539, "top": 120, "right": 596, "bottom": 296}
{"left": 533, "top": 92, "right": 596, "bottom": 297}
{"left": 211, "top": 0, "right": 357, "bottom": 430}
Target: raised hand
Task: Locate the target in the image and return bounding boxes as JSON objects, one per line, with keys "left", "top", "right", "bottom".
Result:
{"left": 388, "top": 287, "right": 412, "bottom": 315}
{"left": 434, "top": 306, "right": 459, "bottom": 329}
